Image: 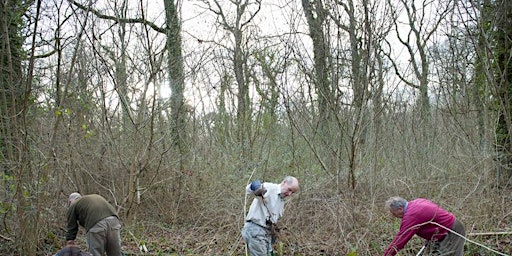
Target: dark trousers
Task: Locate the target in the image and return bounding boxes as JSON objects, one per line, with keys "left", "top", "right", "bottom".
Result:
{"left": 426, "top": 219, "right": 465, "bottom": 256}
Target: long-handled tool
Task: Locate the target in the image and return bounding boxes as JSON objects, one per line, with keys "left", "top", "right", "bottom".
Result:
{"left": 415, "top": 244, "right": 426, "bottom": 256}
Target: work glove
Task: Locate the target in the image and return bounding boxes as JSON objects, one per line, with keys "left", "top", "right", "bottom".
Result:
{"left": 250, "top": 180, "right": 267, "bottom": 197}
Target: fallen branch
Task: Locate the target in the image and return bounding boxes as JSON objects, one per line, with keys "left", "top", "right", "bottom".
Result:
{"left": 468, "top": 231, "right": 512, "bottom": 236}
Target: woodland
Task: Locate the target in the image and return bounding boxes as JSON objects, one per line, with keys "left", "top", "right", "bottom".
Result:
{"left": 0, "top": 0, "right": 511, "bottom": 255}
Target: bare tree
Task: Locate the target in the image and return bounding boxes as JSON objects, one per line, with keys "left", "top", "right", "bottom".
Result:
{"left": 198, "top": 0, "right": 262, "bottom": 159}
{"left": 384, "top": 0, "right": 454, "bottom": 126}
{"left": 0, "top": 0, "right": 47, "bottom": 253}
{"left": 302, "top": 0, "right": 333, "bottom": 130}
{"left": 328, "top": 0, "right": 392, "bottom": 189}
{"left": 164, "top": 0, "right": 188, "bottom": 166}
{"left": 382, "top": 0, "right": 454, "bottom": 174}
{"left": 299, "top": 0, "right": 392, "bottom": 190}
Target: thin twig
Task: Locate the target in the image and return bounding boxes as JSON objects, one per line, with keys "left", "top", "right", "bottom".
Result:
{"left": 0, "top": 234, "right": 13, "bottom": 242}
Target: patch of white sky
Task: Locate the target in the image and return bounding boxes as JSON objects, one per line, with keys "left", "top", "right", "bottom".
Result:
{"left": 138, "top": 0, "right": 289, "bottom": 114}
{"left": 177, "top": 0, "right": 434, "bottom": 113}
{"left": 36, "top": 0, "right": 448, "bottom": 115}
{"left": 169, "top": 0, "right": 315, "bottom": 115}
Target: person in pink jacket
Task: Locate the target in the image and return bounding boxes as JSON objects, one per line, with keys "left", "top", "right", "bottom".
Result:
{"left": 383, "top": 196, "right": 465, "bottom": 256}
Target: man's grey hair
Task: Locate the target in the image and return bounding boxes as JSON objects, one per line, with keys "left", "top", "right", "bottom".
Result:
{"left": 283, "top": 176, "right": 297, "bottom": 184}
{"left": 68, "top": 192, "right": 82, "bottom": 205}
{"left": 386, "top": 196, "right": 407, "bottom": 210}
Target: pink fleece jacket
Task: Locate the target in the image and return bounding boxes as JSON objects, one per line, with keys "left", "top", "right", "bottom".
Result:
{"left": 383, "top": 198, "right": 455, "bottom": 256}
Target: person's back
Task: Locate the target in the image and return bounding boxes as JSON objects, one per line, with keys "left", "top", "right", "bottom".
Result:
{"left": 403, "top": 198, "right": 455, "bottom": 240}
{"left": 67, "top": 194, "right": 118, "bottom": 235}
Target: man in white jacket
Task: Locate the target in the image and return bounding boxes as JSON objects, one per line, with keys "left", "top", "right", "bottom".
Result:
{"left": 242, "top": 176, "right": 299, "bottom": 256}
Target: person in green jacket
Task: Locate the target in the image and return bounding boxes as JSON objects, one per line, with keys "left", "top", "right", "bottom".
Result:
{"left": 66, "top": 193, "right": 122, "bottom": 256}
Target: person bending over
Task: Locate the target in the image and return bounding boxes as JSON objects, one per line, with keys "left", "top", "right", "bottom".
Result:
{"left": 383, "top": 196, "right": 465, "bottom": 256}
{"left": 242, "top": 176, "right": 299, "bottom": 256}
{"left": 66, "top": 193, "right": 122, "bottom": 256}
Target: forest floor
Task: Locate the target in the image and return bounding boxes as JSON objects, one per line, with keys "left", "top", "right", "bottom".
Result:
{"left": 48, "top": 225, "right": 512, "bottom": 255}
{"left": 0, "top": 220, "right": 510, "bottom": 255}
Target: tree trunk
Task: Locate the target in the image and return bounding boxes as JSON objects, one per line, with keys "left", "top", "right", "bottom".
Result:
{"left": 164, "top": 0, "right": 188, "bottom": 169}
{"left": 301, "top": 0, "right": 332, "bottom": 130}
{"left": 491, "top": 0, "right": 512, "bottom": 186}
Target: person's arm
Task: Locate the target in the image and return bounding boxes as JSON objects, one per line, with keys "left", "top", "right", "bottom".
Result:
{"left": 247, "top": 180, "right": 267, "bottom": 197}
{"left": 65, "top": 206, "right": 80, "bottom": 242}
{"left": 383, "top": 218, "right": 417, "bottom": 256}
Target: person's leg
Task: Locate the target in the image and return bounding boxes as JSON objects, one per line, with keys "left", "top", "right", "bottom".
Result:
{"left": 242, "top": 222, "right": 271, "bottom": 256}
{"left": 438, "top": 219, "right": 465, "bottom": 256}
{"left": 104, "top": 216, "right": 122, "bottom": 256}
{"left": 450, "top": 219, "right": 465, "bottom": 256}
{"left": 86, "top": 219, "right": 108, "bottom": 256}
